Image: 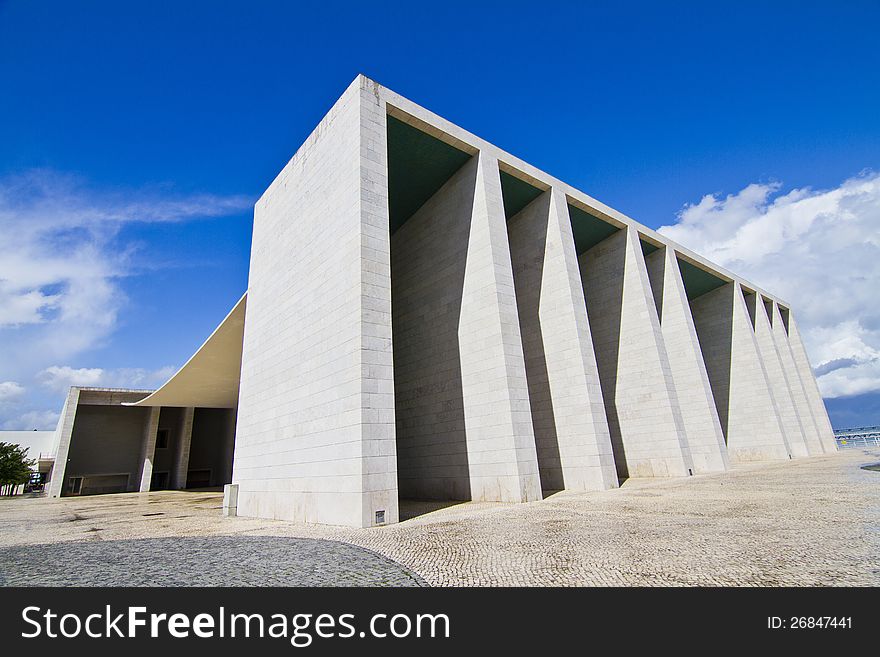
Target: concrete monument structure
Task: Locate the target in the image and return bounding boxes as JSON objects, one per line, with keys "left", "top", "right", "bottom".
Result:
{"left": 43, "top": 75, "right": 835, "bottom": 527}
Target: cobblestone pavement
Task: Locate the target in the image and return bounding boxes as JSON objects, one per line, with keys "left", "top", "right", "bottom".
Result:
{"left": 0, "top": 536, "right": 426, "bottom": 587}
{"left": 1, "top": 450, "right": 877, "bottom": 586}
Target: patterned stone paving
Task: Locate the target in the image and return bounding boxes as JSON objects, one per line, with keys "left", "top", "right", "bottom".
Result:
{"left": 1, "top": 449, "right": 877, "bottom": 586}
{"left": 0, "top": 536, "right": 426, "bottom": 587}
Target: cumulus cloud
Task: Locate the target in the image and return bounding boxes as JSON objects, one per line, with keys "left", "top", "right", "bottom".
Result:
{"left": 0, "top": 170, "right": 249, "bottom": 355}
{"left": 0, "top": 168, "right": 250, "bottom": 429}
{"left": 659, "top": 171, "right": 880, "bottom": 399}
{"left": 2, "top": 409, "right": 60, "bottom": 431}
{"left": 38, "top": 365, "right": 177, "bottom": 393}
{"left": 0, "top": 381, "right": 25, "bottom": 403}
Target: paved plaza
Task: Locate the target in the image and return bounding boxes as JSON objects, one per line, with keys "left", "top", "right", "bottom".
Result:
{"left": 1, "top": 449, "right": 878, "bottom": 586}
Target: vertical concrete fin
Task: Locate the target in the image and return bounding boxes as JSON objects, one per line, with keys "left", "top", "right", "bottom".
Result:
{"left": 727, "top": 283, "right": 791, "bottom": 461}
{"left": 657, "top": 248, "right": 729, "bottom": 472}
{"left": 507, "top": 187, "right": 617, "bottom": 492}
{"left": 579, "top": 226, "right": 692, "bottom": 478}
{"left": 544, "top": 189, "right": 618, "bottom": 489}
{"left": 458, "top": 152, "right": 542, "bottom": 502}
{"left": 137, "top": 406, "right": 161, "bottom": 492}
{"left": 771, "top": 303, "right": 825, "bottom": 454}
{"left": 753, "top": 295, "right": 810, "bottom": 457}
{"left": 172, "top": 407, "right": 194, "bottom": 489}
{"left": 47, "top": 387, "right": 80, "bottom": 498}
{"left": 786, "top": 311, "right": 838, "bottom": 451}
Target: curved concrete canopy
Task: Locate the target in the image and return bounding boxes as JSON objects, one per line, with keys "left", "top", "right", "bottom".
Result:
{"left": 127, "top": 293, "right": 247, "bottom": 408}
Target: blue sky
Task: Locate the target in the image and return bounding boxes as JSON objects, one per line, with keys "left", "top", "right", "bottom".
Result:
{"left": 1, "top": 0, "right": 878, "bottom": 429}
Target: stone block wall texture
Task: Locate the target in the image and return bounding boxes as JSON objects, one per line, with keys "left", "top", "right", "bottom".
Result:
{"left": 753, "top": 298, "right": 810, "bottom": 458}
{"left": 725, "top": 284, "right": 791, "bottom": 462}
{"left": 646, "top": 248, "right": 729, "bottom": 473}
{"left": 507, "top": 189, "right": 617, "bottom": 491}
{"left": 390, "top": 156, "right": 476, "bottom": 500}
{"left": 689, "top": 283, "right": 734, "bottom": 441}
{"left": 578, "top": 227, "right": 692, "bottom": 478}
{"left": 212, "top": 76, "right": 838, "bottom": 526}
{"left": 786, "top": 312, "right": 838, "bottom": 452}
{"left": 455, "top": 153, "right": 542, "bottom": 502}
{"left": 233, "top": 76, "right": 398, "bottom": 527}
{"left": 771, "top": 303, "right": 825, "bottom": 455}
{"left": 47, "top": 387, "right": 81, "bottom": 498}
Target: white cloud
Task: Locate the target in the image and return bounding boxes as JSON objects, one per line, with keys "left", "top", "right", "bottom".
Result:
{"left": 659, "top": 171, "right": 880, "bottom": 399}
{"left": 1, "top": 409, "right": 60, "bottom": 431}
{"left": 38, "top": 365, "right": 177, "bottom": 393}
{"left": 0, "top": 168, "right": 249, "bottom": 429}
{"left": 0, "top": 381, "right": 25, "bottom": 403}
{"left": 0, "top": 169, "right": 250, "bottom": 365}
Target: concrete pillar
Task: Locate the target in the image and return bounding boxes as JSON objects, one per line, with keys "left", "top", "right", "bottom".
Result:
{"left": 579, "top": 227, "right": 692, "bottom": 478}
{"left": 645, "top": 248, "right": 729, "bottom": 473}
{"left": 234, "top": 76, "right": 399, "bottom": 527}
{"left": 137, "top": 406, "right": 161, "bottom": 492}
{"left": 752, "top": 295, "right": 810, "bottom": 458}
{"left": 46, "top": 387, "right": 80, "bottom": 498}
{"left": 171, "top": 407, "right": 194, "bottom": 489}
{"left": 458, "top": 152, "right": 542, "bottom": 502}
{"left": 506, "top": 188, "right": 617, "bottom": 492}
{"left": 727, "top": 283, "right": 791, "bottom": 461}
{"left": 772, "top": 303, "right": 825, "bottom": 454}
{"left": 785, "top": 311, "right": 838, "bottom": 452}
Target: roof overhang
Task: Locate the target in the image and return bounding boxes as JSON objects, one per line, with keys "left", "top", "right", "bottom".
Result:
{"left": 127, "top": 293, "right": 246, "bottom": 409}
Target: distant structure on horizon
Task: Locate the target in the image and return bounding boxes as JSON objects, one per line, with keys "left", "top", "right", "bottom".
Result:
{"left": 38, "top": 75, "right": 836, "bottom": 527}
{"left": 834, "top": 426, "right": 880, "bottom": 450}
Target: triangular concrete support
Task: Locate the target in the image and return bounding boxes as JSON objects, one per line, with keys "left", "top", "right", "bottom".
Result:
{"left": 579, "top": 227, "right": 692, "bottom": 478}
{"left": 645, "top": 248, "right": 729, "bottom": 473}
{"left": 753, "top": 297, "right": 810, "bottom": 458}
{"left": 770, "top": 302, "right": 825, "bottom": 455}
{"left": 458, "top": 152, "right": 543, "bottom": 502}
{"left": 785, "top": 311, "right": 838, "bottom": 452}
{"left": 507, "top": 188, "right": 617, "bottom": 491}
{"left": 727, "top": 283, "right": 791, "bottom": 461}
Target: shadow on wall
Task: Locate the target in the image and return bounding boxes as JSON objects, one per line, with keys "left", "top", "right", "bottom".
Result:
{"left": 505, "top": 191, "right": 564, "bottom": 492}
{"left": 577, "top": 230, "right": 628, "bottom": 481}
{"left": 390, "top": 156, "right": 478, "bottom": 501}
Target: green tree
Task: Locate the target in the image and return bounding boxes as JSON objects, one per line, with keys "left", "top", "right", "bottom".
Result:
{"left": 0, "top": 442, "right": 35, "bottom": 496}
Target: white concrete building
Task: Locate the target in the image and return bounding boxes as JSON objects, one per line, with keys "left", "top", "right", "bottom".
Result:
{"left": 43, "top": 75, "right": 835, "bottom": 527}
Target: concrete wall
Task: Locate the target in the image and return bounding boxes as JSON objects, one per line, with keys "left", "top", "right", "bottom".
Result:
{"left": 455, "top": 153, "right": 542, "bottom": 502}
{"left": 390, "top": 156, "right": 475, "bottom": 500}
{"left": 506, "top": 189, "right": 616, "bottom": 491}
{"left": 188, "top": 408, "right": 237, "bottom": 488}
{"left": 392, "top": 153, "right": 542, "bottom": 502}
{"left": 233, "top": 76, "right": 398, "bottom": 527}
{"left": 47, "top": 388, "right": 80, "bottom": 497}
{"left": 48, "top": 388, "right": 156, "bottom": 497}
{"left": 64, "top": 405, "right": 151, "bottom": 495}
{"left": 689, "top": 283, "right": 734, "bottom": 441}
{"left": 786, "top": 312, "right": 838, "bottom": 452}
{"left": 578, "top": 227, "right": 692, "bottom": 479}
{"left": 646, "top": 248, "right": 729, "bottom": 473}
{"left": 753, "top": 296, "right": 810, "bottom": 458}
{"left": 772, "top": 303, "right": 825, "bottom": 455}
{"left": 151, "top": 406, "right": 183, "bottom": 487}
{"left": 726, "top": 284, "right": 791, "bottom": 461}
